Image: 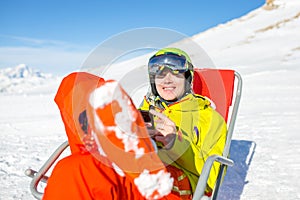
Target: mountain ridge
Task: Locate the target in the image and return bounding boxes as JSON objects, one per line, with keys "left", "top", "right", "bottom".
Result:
{"left": 0, "top": 64, "right": 59, "bottom": 94}
{"left": 190, "top": 0, "right": 300, "bottom": 74}
{"left": 2, "top": 0, "right": 299, "bottom": 93}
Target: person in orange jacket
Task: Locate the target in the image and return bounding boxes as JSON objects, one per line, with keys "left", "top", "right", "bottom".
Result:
{"left": 43, "top": 72, "right": 179, "bottom": 200}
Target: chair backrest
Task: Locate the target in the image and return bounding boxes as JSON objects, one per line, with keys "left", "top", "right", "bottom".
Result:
{"left": 192, "top": 68, "right": 235, "bottom": 122}
{"left": 192, "top": 68, "right": 242, "bottom": 200}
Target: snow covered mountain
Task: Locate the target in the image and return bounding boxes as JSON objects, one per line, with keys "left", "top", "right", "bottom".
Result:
{"left": 191, "top": 0, "right": 300, "bottom": 73}
{"left": 0, "top": 64, "right": 47, "bottom": 79}
{"left": 0, "top": 64, "right": 59, "bottom": 94}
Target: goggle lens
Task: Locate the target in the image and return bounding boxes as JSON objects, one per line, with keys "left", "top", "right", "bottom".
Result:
{"left": 148, "top": 53, "right": 188, "bottom": 75}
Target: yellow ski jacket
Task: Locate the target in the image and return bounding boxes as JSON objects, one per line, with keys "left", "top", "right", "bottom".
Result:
{"left": 139, "top": 93, "right": 227, "bottom": 193}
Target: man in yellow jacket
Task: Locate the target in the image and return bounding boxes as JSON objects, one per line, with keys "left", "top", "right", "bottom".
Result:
{"left": 139, "top": 48, "right": 227, "bottom": 198}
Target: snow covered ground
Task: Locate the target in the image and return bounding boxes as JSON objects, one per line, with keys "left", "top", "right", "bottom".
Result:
{"left": 1, "top": 0, "right": 300, "bottom": 199}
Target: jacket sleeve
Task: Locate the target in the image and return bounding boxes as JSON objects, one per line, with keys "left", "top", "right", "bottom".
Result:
{"left": 199, "top": 110, "right": 227, "bottom": 189}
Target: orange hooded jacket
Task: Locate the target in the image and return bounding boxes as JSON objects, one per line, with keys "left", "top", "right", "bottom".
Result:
{"left": 43, "top": 72, "right": 180, "bottom": 200}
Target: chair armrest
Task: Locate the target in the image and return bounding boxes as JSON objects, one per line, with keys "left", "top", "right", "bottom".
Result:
{"left": 192, "top": 155, "right": 234, "bottom": 200}
{"left": 24, "top": 141, "right": 69, "bottom": 200}
{"left": 25, "top": 168, "right": 48, "bottom": 183}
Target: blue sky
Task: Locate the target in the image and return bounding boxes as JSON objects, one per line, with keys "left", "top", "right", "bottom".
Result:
{"left": 0, "top": 0, "right": 265, "bottom": 75}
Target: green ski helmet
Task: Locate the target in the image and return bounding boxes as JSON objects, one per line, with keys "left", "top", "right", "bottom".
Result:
{"left": 148, "top": 47, "right": 194, "bottom": 97}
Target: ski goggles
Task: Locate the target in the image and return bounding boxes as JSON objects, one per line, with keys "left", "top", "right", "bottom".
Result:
{"left": 148, "top": 53, "right": 192, "bottom": 75}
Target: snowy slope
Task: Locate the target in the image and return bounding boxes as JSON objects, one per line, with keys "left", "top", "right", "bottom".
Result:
{"left": 192, "top": 0, "right": 300, "bottom": 73}
{"left": 188, "top": 0, "right": 300, "bottom": 199}
{"left": 1, "top": 0, "right": 300, "bottom": 199}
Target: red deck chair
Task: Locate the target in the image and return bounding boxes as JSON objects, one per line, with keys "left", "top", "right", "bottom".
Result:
{"left": 192, "top": 68, "right": 242, "bottom": 200}
{"left": 25, "top": 68, "right": 242, "bottom": 200}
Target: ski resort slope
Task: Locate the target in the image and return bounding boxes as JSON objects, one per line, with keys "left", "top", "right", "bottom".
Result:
{"left": 190, "top": 0, "right": 300, "bottom": 199}
{"left": 193, "top": 0, "right": 300, "bottom": 74}
{"left": 0, "top": 0, "right": 300, "bottom": 199}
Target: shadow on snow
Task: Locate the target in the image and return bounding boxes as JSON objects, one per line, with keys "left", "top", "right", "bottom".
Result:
{"left": 218, "top": 139, "right": 256, "bottom": 200}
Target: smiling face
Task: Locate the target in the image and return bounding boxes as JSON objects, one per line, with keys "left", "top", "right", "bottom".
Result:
{"left": 154, "top": 68, "right": 186, "bottom": 101}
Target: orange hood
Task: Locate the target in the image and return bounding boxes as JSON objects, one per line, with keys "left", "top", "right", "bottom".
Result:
{"left": 54, "top": 72, "right": 105, "bottom": 154}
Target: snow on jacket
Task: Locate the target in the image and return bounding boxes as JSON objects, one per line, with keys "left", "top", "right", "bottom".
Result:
{"left": 139, "top": 93, "right": 227, "bottom": 192}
